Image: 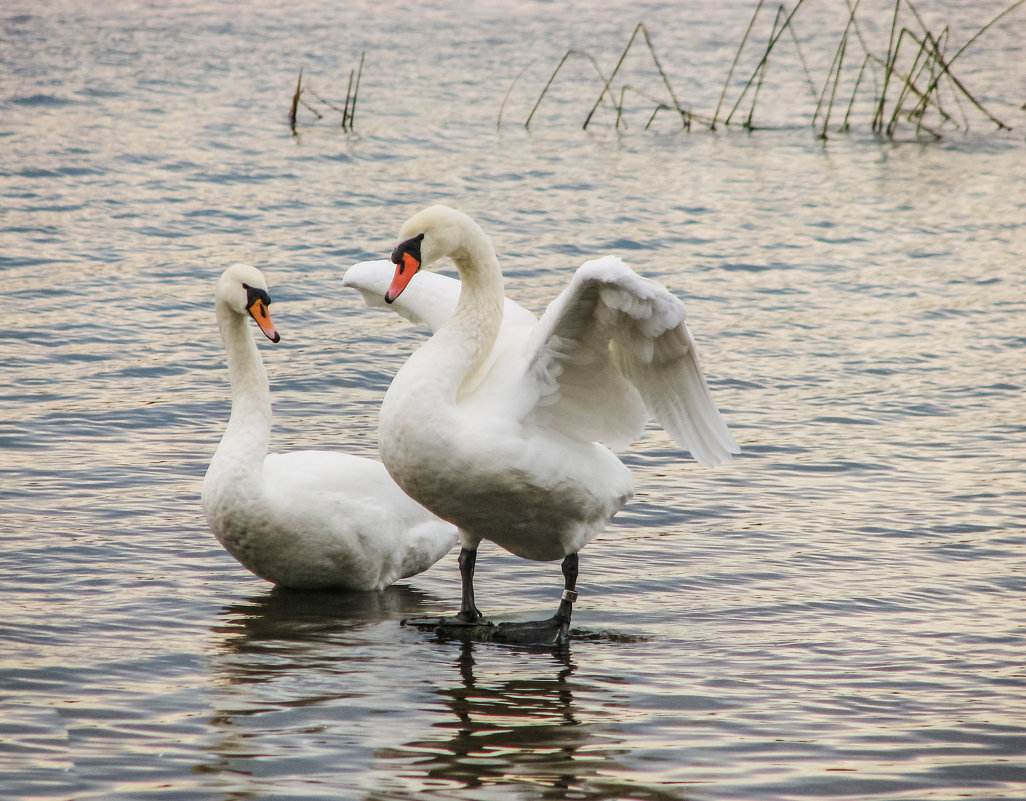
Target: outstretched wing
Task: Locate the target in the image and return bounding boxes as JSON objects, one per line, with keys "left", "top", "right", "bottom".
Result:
{"left": 523, "top": 256, "right": 740, "bottom": 466}
{"left": 343, "top": 260, "right": 538, "bottom": 336}
{"left": 343, "top": 260, "right": 461, "bottom": 331}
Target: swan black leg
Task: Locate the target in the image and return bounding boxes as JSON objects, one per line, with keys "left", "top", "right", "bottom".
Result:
{"left": 402, "top": 547, "right": 491, "bottom": 632}
{"left": 554, "top": 552, "right": 579, "bottom": 627}
{"left": 404, "top": 550, "right": 580, "bottom": 647}
{"left": 455, "top": 546, "right": 484, "bottom": 623}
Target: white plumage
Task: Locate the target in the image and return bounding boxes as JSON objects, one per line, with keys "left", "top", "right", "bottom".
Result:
{"left": 342, "top": 206, "right": 738, "bottom": 640}
{"left": 202, "top": 263, "right": 457, "bottom": 590}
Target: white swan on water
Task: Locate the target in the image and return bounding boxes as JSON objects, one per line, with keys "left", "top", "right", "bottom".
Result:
{"left": 202, "top": 263, "right": 457, "bottom": 590}
{"left": 343, "top": 206, "right": 739, "bottom": 643}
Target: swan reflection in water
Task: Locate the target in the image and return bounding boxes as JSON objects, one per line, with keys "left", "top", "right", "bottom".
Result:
{"left": 370, "top": 641, "right": 691, "bottom": 800}
{"left": 204, "top": 590, "right": 688, "bottom": 800}
{"left": 212, "top": 583, "right": 440, "bottom": 657}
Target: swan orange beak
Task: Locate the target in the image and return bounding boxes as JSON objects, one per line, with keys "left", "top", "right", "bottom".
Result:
{"left": 386, "top": 233, "right": 425, "bottom": 303}
{"left": 247, "top": 297, "right": 281, "bottom": 343}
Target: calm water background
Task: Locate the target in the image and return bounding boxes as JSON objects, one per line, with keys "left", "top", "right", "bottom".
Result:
{"left": 2, "top": 0, "right": 1024, "bottom": 799}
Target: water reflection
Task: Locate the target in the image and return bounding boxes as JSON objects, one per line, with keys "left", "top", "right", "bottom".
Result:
{"left": 213, "top": 583, "right": 441, "bottom": 663}
{"left": 204, "top": 592, "right": 689, "bottom": 800}
{"left": 376, "top": 642, "right": 588, "bottom": 789}
{"left": 371, "top": 641, "right": 689, "bottom": 801}
{"left": 200, "top": 585, "right": 450, "bottom": 800}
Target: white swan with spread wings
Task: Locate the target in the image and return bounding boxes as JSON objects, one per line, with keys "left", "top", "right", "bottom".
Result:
{"left": 343, "top": 206, "right": 739, "bottom": 641}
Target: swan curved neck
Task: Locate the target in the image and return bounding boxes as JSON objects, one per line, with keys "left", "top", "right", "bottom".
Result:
{"left": 426, "top": 226, "right": 505, "bottom": 395}
{"left": 213, "top": 302, "right": 271, "bottom": 468}
{"left": 381, "top": 207, "right": 507, "bottom": 456}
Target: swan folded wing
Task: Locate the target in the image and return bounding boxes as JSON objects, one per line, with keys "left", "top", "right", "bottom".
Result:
{"left": 262, "top": 450, "right": 392, "bottom": 505}
{"left": 262, "top": 450, "right": 457, "bottom": 573}
{"left": 524, "top": 256, "right": 740, "bottom": 466}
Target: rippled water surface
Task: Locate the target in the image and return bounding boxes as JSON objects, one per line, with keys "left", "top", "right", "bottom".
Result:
{"left": 2, "top": 0, "right": 1025, "bottom": 798}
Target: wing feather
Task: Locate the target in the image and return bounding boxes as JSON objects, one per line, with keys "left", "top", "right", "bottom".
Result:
{"left": 522, "top": 263, "right": 649, "bottom": 450}
{"left": 525, "top": 256, "right": 739, "bottom": 465}
{"left": 345, "top": 256, "right": 739, "bottom": 466}
{"left": 343, "top": 260, "right": 536, "bottom": 336}
{"left": 342, "top": 260, "right": 460, "bottom": 332}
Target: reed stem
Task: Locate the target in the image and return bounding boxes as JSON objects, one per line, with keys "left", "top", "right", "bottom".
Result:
{"left": 583, "top": 24, "right": 643, "bottom": 129}
{"left": 506, "top": 0, "right": 1019, "bottom": 139}
{"left": 713, "top": 0, "right": 765, "bottom": 129}
{"left": 724, "top": 0, "right": 809, "bottom": 129}
{"left": 639, "top": 23, "right": 690, "bottom": 129}
{"left": 289, "top": 67, "right": 303, "bottom": 133}
{"left": 526, "top": 50, "right": 612, "bottom": 129}
{"left": 872, "top": 0, "right": 902, "bottom": 132}
{"left": 348, "top": 51, "right": 365, "bottom": 131}
{"left": 498, "top": 60, "right": 535, "bottom": 130}
{"left": 342, "top": 69, "right": 354, "bottom": 131}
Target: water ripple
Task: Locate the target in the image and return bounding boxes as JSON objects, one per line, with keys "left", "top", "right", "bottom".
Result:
{"left": 2, "top": 0, "right": 1024, "bottom": 799}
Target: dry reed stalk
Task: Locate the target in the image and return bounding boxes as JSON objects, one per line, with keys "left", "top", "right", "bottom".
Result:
{"left": 289, "top": 67, "right": 303, "bottom": 133}
{"left": 813, "top": 0, "right": 862, "bottom": 137}
{"left": 814, "top": 29, "right": 847, "bottom": 138}
{"left": 909, "top": 27, "right": 951, "bottom": 138}
{"left": 616, "top": 84, "right": 704, "bottom": 130}
{"left": 583, "top": 23, "right": 690, "bottom": 130}
{"left": 910, "top": 0, "right": 1017, "bottom": 131}
{"left": 746, "top": 6, "right": 787, "bottom": 128}
{"left": 713, "top": 0, "right": 766, "bottom": 129}
{"left": 504, "top": 0, "right": 1021, "bottom": 139}
{"left": 341, "top": 69, "right": 355, "bottom": 130}
{"left": 723, "top": 0, "right": 809, "bottom": 129}
{"left": 525, "top": 49, "right": 613, "bottom": 129}
{"left": 346, "top": 51, "right": 365, "bottom": 132}
{"left": 840, "top": 55, "right": 871, "bottom": 132}
{"left": 287, "top": 53, "right": 365, "bottom": 134}
{"left": 638, "top": 23, "right": 691, "bottom": 129}
{"left": 886, "top": 30, "right": 932, "bottom": 136}
{"left": 872, "top": 0, "right": 902, "bottom": 132}
{"left": 498, "top": 60, "right": 535, "bottom": 129}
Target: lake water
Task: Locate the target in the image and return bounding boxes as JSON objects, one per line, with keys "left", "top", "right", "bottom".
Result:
{"left": 2, "top": 0, "right": 1025, "bottom": 799}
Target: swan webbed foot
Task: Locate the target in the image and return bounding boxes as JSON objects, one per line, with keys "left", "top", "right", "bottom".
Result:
{"left": 401, "top": 614, "right": 570, "bottom": 646}
{"left": 404, "top": 552, "right": 579, "bottom": 646}
{"left": 401, "top": 613, "right": 493, "bottom": 630}
{"left": 454, "top": 608, "right": 486, "bottom": 625}
{"left": 491, "top": 615, "right": 571, "bottom": 646}
{"left": 401, "top": 615, "right": 496, "bottom": 644}
{"left": 490, "top": 553, "right": 578, "bottom": 646}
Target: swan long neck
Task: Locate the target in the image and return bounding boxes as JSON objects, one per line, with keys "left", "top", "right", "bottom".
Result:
{"left": 414, "top": 224, "right": 505, "bottom": 402}
{"left": 447, "top": 236, "right": 505, "bottom": 388}
{"left": 380, "top": 208, "right": 506, "bottom": 462}
{"left": 211, "top": 301, "right": 272, "bottom": 475}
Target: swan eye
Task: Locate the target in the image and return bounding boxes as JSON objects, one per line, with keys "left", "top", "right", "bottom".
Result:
{"left": 245, "top": 284, "right": 272, "bottom": 309}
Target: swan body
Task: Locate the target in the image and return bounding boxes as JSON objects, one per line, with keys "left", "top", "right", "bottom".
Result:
{"left": 344, "top": 263, "right": 634, "bottom": 561}
{"left": 346, "top": 206, "right": 739, "bottom": 640}
{"left": 202, "top": 263, "right": 457, "bottom": 591}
